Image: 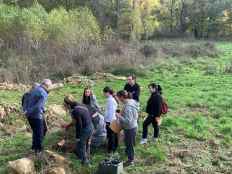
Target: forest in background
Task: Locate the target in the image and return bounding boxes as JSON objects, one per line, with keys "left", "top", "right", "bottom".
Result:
{"left": 0, "top": 0, "right": 231, "bottom": 83}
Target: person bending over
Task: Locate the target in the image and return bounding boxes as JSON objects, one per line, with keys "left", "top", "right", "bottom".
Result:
{"left": 63, "top": 95, "right": 94, "bottom": 165}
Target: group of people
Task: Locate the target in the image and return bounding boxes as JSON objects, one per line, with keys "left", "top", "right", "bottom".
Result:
{"left": 22, "top": 75, "right": 164, "bottom": 166}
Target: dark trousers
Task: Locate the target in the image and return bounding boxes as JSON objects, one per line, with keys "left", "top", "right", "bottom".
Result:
{"left": 76, "top": 125, "right": 93, "bottom": 163}
{"left": 142, "top": 115, "right": 160, "bottom": 139}
{"left": 106, "top": 122, "right": 118, "bottom": 153}
{"left": 28, "top": 118, "right": 44, "bottom": 152}
{"left": 124, "top": 128, "right": 137, "bottom": 161}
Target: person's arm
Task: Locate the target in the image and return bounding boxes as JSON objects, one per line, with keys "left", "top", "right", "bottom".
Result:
{"left": 62, "top": 118, "right": 75, "bottom": 129}
{"left": 75, "top": 116, "right": 82, "bottom": 139}
{"left": 124, "top": 84, "right": 128, "bottom": 91}
{"left": 150, "top": 95, "right": 162, "bottom": 117}
{"left": 71, "top": 109, "right": 82, "bottom": 139}
{"left": 92, "top": 95, "right": 100, "bottom": 111}
{"left": 133, "top": 84, "right": 140, "bottom": 101}
{"left": 117, "top": 106, "right": 133, "bottom": 127}
{"left": 105, "top": 98, "right": 115, "bottom": 121}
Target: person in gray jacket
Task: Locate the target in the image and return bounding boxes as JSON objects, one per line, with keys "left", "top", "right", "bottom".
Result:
{"left": 91, "top": 113, "right": 107, "bottom": 148}
{"left": 82, "top": 87, "right": 107, "bottom": 148}
{"left": 116, "top": 90, "right": 139, "bottom": 166}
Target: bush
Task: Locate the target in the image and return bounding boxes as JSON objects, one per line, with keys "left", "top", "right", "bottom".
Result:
{"left": 46, "top": 7, "right": 101, "bottom": 44}
{"left": 20, "top": 3, "right": 48, "bottom": 42}
{"left": 140, "top": 44, "right": 158, "bottom": 57}
{"left": 110, "top": 65, "right": 147, "bottom": 77}
{"left": 118, "top": 8, "right": 144, "bottom": 40}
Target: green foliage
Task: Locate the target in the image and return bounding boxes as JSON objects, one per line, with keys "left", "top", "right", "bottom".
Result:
{"left": 0, "top": 4, "right": 20, "bottom": 40}
{"left": 20, "top": 3, "right": 48, "bottom": 41}
{"left": 47, "top": 7, "right": 100, "bottom": 44}
{"left": 46, "top": 7, "right": 69, "bottom": 40}
{"left": 110, "top": 65, "right": 147, "bottom": 77}
{"left": 0, "top": 4, "right": 101, "bottom": 44}
{"left": 118, "top": 9, "right": 143, "bottom": 39}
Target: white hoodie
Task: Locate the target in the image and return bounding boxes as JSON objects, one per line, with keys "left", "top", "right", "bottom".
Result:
{"left": 104, "top": 95, "right": 118, "bottom": 123}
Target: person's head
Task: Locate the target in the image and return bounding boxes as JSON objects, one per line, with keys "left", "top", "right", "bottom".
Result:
{"left": 41, "top": 79, "right": 53, "bottom": 91}
{"left": 103, "top": 86, "right": 114, "bottom": 97}
{"left": 63, "top": 95, "right": 77, "bottom": 111}
{"left": 116, "top": 90, "right": 132, "bottom": 103}
{"left": 84, "top": 87, "right": 92, "bottom": 97}
{"left": 127, "top": 75, "right": 136, "bottom": 86}
{"left": 82, "top": 87, "right": 92, "bottom": 105}
{"left": 148, "top": 83, "right": 162, "bottom": 94}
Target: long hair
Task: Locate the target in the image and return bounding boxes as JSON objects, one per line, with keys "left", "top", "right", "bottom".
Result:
{"left": 82, "top": 87, "right": 92, "bottom": 105}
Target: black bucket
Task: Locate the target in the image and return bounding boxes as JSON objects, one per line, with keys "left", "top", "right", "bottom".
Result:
{"left": 97, "top": 159, "right": 124, "bottom": 174}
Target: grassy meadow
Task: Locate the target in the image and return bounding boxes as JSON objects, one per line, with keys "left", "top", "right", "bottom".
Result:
{"left": 0, "top": 41, "right": 232, "bottom": 174}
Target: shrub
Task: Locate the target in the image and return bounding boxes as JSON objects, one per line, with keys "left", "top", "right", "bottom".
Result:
{"left": 0, "top": 5, "right": 21, "bottom": 41}
{"left": 20, "top": 3, "right": 48, "bottom": 42}
{"left": 110, "top": 65, "right": 147, "bottom": 77}
{"left": 140, "top": 43, "right": 158, "bottom": 57}
{"left": 118, "top": 8, "right": 144, "bottom": 40}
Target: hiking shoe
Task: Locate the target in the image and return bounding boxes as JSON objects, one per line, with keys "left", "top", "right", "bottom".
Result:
{"left": 140, "top": 139, "right": 148, "bottom": 145}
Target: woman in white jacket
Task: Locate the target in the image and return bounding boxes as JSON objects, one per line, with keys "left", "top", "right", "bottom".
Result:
{"left": 103, "top": 86, "right": 118, "bottom": 153}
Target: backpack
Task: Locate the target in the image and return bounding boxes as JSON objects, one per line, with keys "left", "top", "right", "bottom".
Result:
{"left": 161, "top": 97, "right": 168, "bottom": 115}
{"left": 21, "top": 92, "right": 31, "bottom": 112}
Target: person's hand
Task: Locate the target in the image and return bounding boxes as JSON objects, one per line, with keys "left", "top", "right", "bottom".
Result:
{"left": 116, "top": 112, "right": 121, "bottom": 118}
{"left": 155, "top": 117, "right": 162, "bottom": 126}
{"left": 61, "top": 124, "right": 69, "bottom": 129}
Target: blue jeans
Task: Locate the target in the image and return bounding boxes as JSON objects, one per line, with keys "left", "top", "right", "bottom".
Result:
{"left": 76, "top": 125, "right": 93, "bottom": 163}
{"left": 124, "top": 128, "right": 137, "bottom": 161}
{"left": 28, "top": 118, "right": 44, "bottom": 152}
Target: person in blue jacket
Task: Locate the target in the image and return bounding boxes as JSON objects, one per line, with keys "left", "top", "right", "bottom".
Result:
{"left": 24, "top": 79, "right": 53, "bottom": 154}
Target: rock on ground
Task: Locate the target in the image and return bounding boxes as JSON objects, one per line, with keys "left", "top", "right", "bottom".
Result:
{"left": 8, "top": 158, "right": 35, "bottom": 174}
{"left": 46, "top": 167, "right": 66, "bottom": 174}
{"left": 45, "top": 150, "right": 70, "bottom": 167}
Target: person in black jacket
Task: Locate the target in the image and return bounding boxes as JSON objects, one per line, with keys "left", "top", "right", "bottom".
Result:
{"left": 124, "top": 75, "right": 140, "bottom": 102}
{"left": 140, "top": 83, "right": 163, "bottom": 145}
{"left": 62, "top": 95, "right": 94, "bottom": 165}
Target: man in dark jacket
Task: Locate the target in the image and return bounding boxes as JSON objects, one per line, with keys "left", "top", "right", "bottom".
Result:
{"left": 140, "top": 83, "right": 162, "bottom": 145}
{"left": 124, "top": 75, "right": 140, "bottom": 102}
{"left": 24, "top": 79, "right": 52, "bottom": 154}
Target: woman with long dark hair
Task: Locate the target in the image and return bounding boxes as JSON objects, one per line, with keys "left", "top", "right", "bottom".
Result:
{"left": 82, "top": 87, "right": 100, "bottom": 115}
{"left": 140, "top": 83, "right": 163, "bottom": 145}
{"left": 82, "top": 87, "right": 107, "bottom": 148}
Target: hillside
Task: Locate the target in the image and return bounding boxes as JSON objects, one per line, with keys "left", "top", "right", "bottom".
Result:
{"left": 0, "top": 41, "right": 232, "bottom": 174}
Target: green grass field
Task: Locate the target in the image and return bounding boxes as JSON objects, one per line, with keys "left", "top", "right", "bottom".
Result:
{"left": 0, "top": 41, "right": 232, "bottom": 174}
